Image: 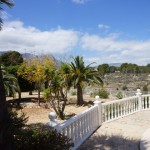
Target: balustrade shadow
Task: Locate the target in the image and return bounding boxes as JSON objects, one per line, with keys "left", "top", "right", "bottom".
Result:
{"left": 78, "top": 134, "right": 140, "bottom": 150}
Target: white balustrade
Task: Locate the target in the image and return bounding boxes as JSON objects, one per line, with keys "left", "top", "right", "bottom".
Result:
{"left": 142, "top": 94, "right": 150, "bottom": 110}
{"left": 102, "top": 96, "right": 139, "bottom": 122}
{"left": 54, "top": 105, "right": 99, "bottom": 150}
{"left": 48, "top": 89, "right": 150, "bottom": 150}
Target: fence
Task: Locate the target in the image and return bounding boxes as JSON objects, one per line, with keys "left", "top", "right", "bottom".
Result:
{"left": 49, "top": 89, "right": 150, "bottom": 150}
{"left": 102, "top": 96, "right": 139, "bottom": 122}
{"left": 54, "top": 105, "right": 99, "bottom": 150}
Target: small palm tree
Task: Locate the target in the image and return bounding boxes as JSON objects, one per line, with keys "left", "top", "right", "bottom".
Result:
{"left": 2, "top": 65, "right": 20, "bottom": 98}
{"left": 70, "top": 56, "right": 103, "bottom": 105}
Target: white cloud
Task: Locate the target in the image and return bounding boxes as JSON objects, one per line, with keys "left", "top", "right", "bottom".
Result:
{"left": 0, "top": 21, "right": 79, "bottom": 54}
{"left": 81, "top": 34, "right": 150, "bottom": 65}
{"left": 98, "top": 24, "right": 110, "bottom": 30}
{"left": 72, "top": 0, "right": 89, "bottom": 4}
{"left": 0, "top": 20, "right": 149, "bottom": 65}
{"left": 81, "top": 34, "right": 117, "bottom": 51}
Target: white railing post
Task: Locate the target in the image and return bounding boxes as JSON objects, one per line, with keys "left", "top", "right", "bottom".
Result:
{"left": 136, "top": 89, "right": 142, "bottom": 111}
{"left": 47, "top": 112, "right": 59, "bottom": 130}
{"left": 94, "top": 95, "right": 102, "bottom": 126}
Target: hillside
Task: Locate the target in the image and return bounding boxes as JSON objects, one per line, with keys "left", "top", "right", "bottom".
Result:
{"left": 104, "top": 72, "right": 150, "bottom": 92}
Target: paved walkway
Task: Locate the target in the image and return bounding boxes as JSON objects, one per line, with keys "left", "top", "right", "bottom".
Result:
{"left": 78, "top": 110, "right": 150, "bottom": 150}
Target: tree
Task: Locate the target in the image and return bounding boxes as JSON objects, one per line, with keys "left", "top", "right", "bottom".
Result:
{"left": 97, "top": 64, "right": 109, "bottom": 77}
{"left": 0, "top": 51, "right": 23, "bottom": 66}
{"left": 70, "top": 56, "right": 103, "bottom": 105}
{"left": 7, "top": 65, "right": 35, "bottom": 93}
{"left": 108, "top": 66, "right": 117, "bottom": 73}
{"left": 147, "top": 64, "right": 150, "bottom": 67}
{"left": 120, "top": 63, "right": 139, "bottom": 74}
{"left": 0, "top": 0, "right": 14, "bottom": 149}
{"left": 2, "top": 65, "right": 20, "bottom": 98}
{"left": 18, "top": 56, "right": 55, "bottom": 106}
{"left": 44, "top": 63, "right": 72, "bottom": 119}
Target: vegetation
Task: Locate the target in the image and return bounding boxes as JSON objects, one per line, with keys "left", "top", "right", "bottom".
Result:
{"left": 6, "top": 65, "right": 35, "bottom": 93}
{"left": 120, "top": 63, "right": 139, "bottom": 74}
{"left": 18, "top": 56, "right": 55, "bottom": 105}
{"left": 122, "top": 85, "right": 128, "bottom": 91}
{"left": 71, "top": 90, "right": 77, "bottom": 96}
{"left": 142, "top": 85, "right": 148, "bottom": 94}
{"left": 70, "top": 56, "right": 103, "bottom": 105}
{"left": 9, "top": 109, "right": 28, "bottom": 134}
{"left": 116, "top": 91, "right": 123, "bottom": 99}
{"left": 90, "top": 88, "right": 109, "bottom": 99}
{"left": 97, "top": 64, "right": 109, "bottom": 77}
{"left": 2, "top": 65, "right": 20, "bottom": 98}
{"left": 0, "top": 51, "right": 23, "bottom": 66}
{"left": 98, "top": 88, "right": 109, "bottom": 99}
{"left": 9, "top": 109, "right": 73, "bottom": 150}
{"left": 43, "top": 63, "right": 72, "bottom": 119}
{"left": 14, "top": 129, "right": 73, "bottom": 150}
{"left": 97, "top": 63, "right": 150, "bottom": 74}
{"left": 0, "top": 1, "right": 15, "bottom": 149}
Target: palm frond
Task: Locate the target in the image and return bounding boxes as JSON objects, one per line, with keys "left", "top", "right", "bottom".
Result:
{"left": 0, "top": 0, "right": 14, "bottom": 7}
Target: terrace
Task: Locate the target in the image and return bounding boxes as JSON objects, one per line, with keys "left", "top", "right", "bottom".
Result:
{"left": 79, "top": 110, "right": 150, "bottom": 150}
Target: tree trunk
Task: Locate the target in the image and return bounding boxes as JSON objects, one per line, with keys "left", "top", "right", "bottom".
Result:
{"left": 0, "top": 66, "right": 14, "bottom": 150}
{"left": 58, "top": 110, "right": 65, "bottom": 120}
{"left": 44, "top": 80, "right": 49, "bottom": 89}
{"left": 77, "top": 84, "right": 84, "bottom": 105}
{"left": 29, "top": 91, "right": 32, "bottom": 95}
{"left": 17, "top": 91, "right": 21, "bottom": 107}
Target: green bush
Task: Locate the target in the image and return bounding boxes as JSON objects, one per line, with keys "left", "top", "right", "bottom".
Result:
{"left": 116, "top": 91, "right": 123, "bottom": 99}
{"left": 14, "top": 129, "right": 73, "bottom": 150}
{"left": 9, "top": 109, "right": 73, "bottom": 150}
{"left": 71, "top": 91, "right": 77, "bottom": 96}
{"left": 43, "top": 88, "right": 51, "bottom": 102}
{"left": 98, "top": 88, "right": 109, "bottom": 99}
{"left": 122, "top": 85, "right": 128, "bottom": 91}
{"left": 9, "top": 109, "right": 28, "bottom": 134}
{"left": 143, "top": 85, "right": 148, "bottom": 93}
{"left": 90, "top": 88, "right": 109, "bottom": 99}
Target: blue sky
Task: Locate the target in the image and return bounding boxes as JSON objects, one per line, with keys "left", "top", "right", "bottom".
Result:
{"left": 1, "top": 0, "right": 150, "bottom": 65}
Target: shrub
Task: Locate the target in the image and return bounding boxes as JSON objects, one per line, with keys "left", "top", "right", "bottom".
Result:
{"left": 71, "top": 91, "right": 77, "bottom": 96}
{"left": 9, "top": 109, "right": 73, "bottom": 150}
{"left": 14, "top": 129, "right": 74, "bottom": 150}
{"left": 143, "top": 85, "right": 148, "bottom": 93}
{"left": 122, "top": 85, "right": 128, "bottom": 91}
{"left": 116, "top": 91, "right": 123, "bottom": 99}
{"left": 90, "top": 88, "right": 109, "bottom": 99}
{"left": 99, "top": 88, "right": 109, "bottom": 99}
{"left": 43, "top": 88, "right": 51, "bottom": 102}
{"left": 9, "top": 109, "right": 28, "bottom": 134}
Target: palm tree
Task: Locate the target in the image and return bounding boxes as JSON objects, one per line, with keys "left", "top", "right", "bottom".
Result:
{"left": 70, "top": 56, "right": 103, "bottom": 105}
{"left": 2, "top": 66, "right": 20, "bottom": 97}
{"left": 0, "top": 0, "right": 14, "bottom": 30}
{"left": 2, "top": 65, "right": 21, "bottom": 106}
{"left": 0, "top": 0, "right": 14, "bottom": 149}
